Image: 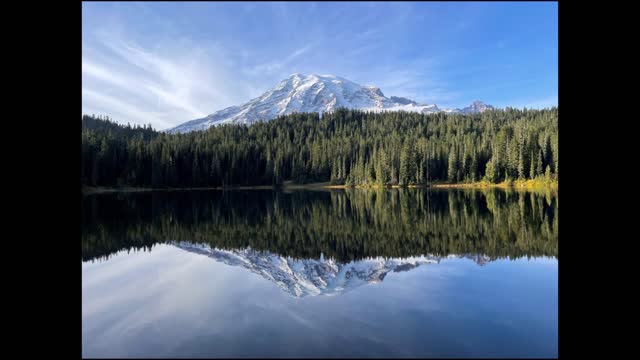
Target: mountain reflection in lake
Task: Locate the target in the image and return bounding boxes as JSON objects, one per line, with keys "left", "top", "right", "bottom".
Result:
{"left": 82, "top": 189, "right": 558, "bottom": 358}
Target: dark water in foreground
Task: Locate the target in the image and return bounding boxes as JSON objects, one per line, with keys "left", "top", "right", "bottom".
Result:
{"left": 82, "top": 188, "right": 558, "bottom": 358}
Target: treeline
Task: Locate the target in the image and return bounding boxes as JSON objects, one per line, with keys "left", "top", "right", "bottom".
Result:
{"left": 82, "top": 189, "right": 558, "bottom": 262}
{"left": 81, "top": 107, "right": 558, "bottom": 187}
{"left": 81, "top": 115, "right": 158, "bottom": 186}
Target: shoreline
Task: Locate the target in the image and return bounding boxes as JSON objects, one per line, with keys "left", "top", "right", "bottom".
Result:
{"left": 83, "top": 180, "right": 557, "bottom": 195}
{"left": 82, "top": 186, "right": 221, "bottom": 195}
{"left": 430, "top": 179, "right": 558, "bottom": 190}
{"left": 324, "top": 184, "right": 429, "bottom": 189}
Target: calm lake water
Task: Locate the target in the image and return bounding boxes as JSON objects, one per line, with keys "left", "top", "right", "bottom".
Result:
{"left": 82, "top": 189, "right": 558, "bottom": 358}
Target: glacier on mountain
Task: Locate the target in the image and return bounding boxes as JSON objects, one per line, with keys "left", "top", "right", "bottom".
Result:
{"left": 167, "top": 74, "right": 494, "bottom": 133}
{"left": 173, "top": 241, "right": 492, "bottom": 298}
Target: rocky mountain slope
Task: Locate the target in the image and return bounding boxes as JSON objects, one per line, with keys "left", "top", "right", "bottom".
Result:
{"left": 168, "top": 74, "right": 494, "bottom": 133}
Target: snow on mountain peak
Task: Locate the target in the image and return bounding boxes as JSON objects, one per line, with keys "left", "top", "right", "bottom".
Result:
{"left": 457, "top": 100, "right": 495, "bottom": 114}
{"left": 172, "top": 241, "right": 493, "bottom": 298}
{"left": 167, "top": 74, "right": 495, "bottom": 133}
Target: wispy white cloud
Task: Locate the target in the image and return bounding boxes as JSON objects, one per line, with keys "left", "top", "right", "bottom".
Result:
{"left": 83, "top": 16, "right": 263, "bottom": 129}
{"left": 83, "top": 9, "right": 463, "bottom": 128}
{"left": 82, "top": 89, "right": 172, "bottom": 129}
{"left": 349, "top": 58, "right": 461, "bottom": 106}
{"left": 246, "top": 44, "right": 313, "bottom": 75}
{"left": 82, "top": 2, "right": 557, "bottom": 128}
{"left": 83, "top": 3, "right": 466, "bottom": 128}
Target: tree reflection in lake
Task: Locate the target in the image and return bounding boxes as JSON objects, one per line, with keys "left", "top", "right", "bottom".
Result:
{"left": 82, "top": 188, "right": 557, "bottom": 263}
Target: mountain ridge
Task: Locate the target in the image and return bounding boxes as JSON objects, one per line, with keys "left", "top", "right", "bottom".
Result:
{"left": 173, "top": 241, "right": 493, "bottom": 298}
{"left": 167, "top": 73, "right": 494, "bottom": 133}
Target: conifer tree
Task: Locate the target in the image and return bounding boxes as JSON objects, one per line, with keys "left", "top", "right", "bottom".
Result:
{"left": 485, "top": 157, "right": 497, "bottom": 183}
{"left": 81, "top": 108, "right": 558, "bottom": 189}
{"left": 447, "top": 148, "right": 458, "bottom": 182}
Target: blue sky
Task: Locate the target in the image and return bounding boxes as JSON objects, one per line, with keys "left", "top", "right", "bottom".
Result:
{"left": 82, "top": 2, "right": 558, "bottom": 129}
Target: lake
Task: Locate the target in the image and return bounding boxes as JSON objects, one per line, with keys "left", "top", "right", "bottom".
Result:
{"left": 82, "top": 188, "right": 558, "bottom": 358}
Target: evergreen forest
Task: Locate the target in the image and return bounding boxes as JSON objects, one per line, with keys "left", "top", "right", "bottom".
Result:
{"left": 81, "top": 107, "right": 558, "bottom": 188}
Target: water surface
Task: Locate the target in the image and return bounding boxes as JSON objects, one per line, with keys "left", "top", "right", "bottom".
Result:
{"left": 82, "top": 188, "right": 558, "bottom": 358}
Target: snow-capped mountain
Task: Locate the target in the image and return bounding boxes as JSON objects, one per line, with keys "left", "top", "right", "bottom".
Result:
{"left": 167, "top": 74, "right": 494, "bottom": 133}
{"left": 173, "top": 241, "right": 492, "bottom": 298}
{"left": 459, "top": 100, "right": 495, "bottom": 114}
{"left": 389, "top": 96, "right": 418, "bottom": 105}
